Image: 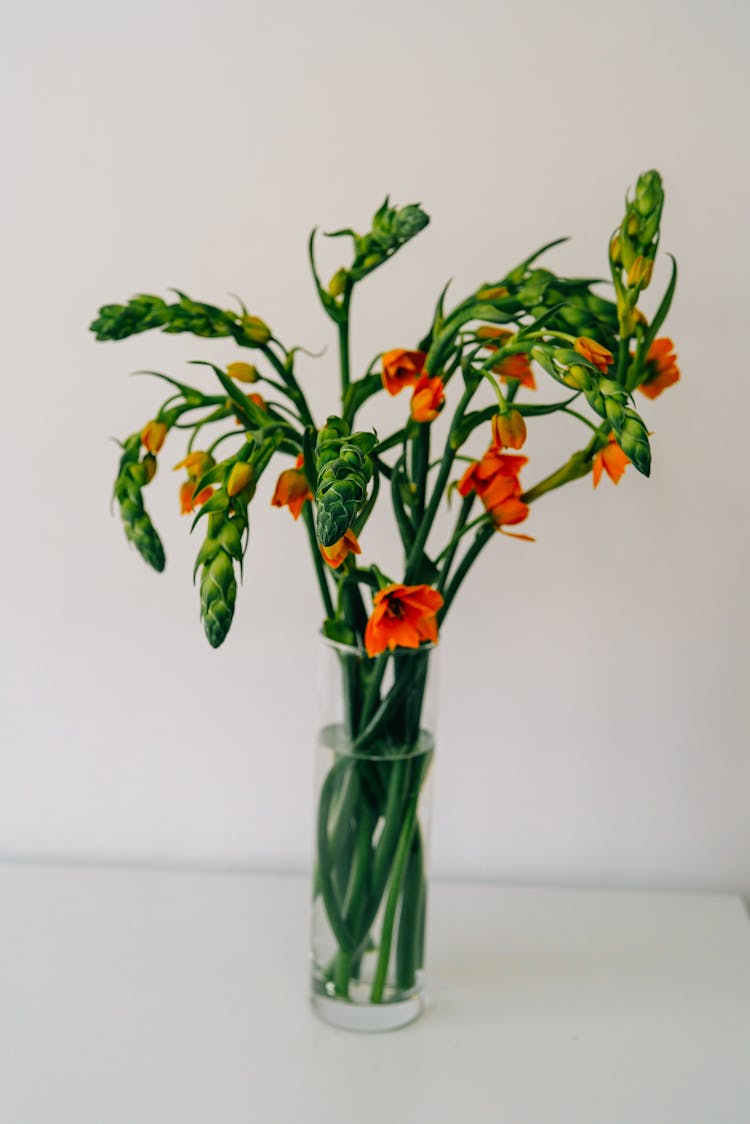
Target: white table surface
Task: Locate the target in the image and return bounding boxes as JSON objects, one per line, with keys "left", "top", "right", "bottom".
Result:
{"left": 1, "top": 864, "right": 748, "bottom": 1124}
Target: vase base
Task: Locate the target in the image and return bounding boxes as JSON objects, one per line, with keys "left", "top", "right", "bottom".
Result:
{"left": 310, "top": 990, "right": 424, "bottom": 1032}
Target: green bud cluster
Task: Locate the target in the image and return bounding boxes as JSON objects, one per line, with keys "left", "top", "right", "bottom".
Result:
{"left": 485, "top": 268, "right": 619, "bottom": 354}
{"left": 191, "top": 451, "right": 256, "bottom": 649}
{"left": 349, "top": 199, "right": 430, "bottom": 282}
{"left": 314, "top": 416, "right": 376, "bottom": 547}
{"left": 90, "top": 292, "right": 271, "bottom": 344}
{"left": 194, "top": 508, "right": 248, "bottom": 649}
{"left": 615, "top": 169, "right": 664, "bottom": 274}
{"left": 113, "top": 433, "right": 165, "bottom": 572}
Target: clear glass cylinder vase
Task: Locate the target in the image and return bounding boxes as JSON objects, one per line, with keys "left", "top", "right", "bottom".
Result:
{"left": 310, "top": 638, "right": 437, "bottom": 1032}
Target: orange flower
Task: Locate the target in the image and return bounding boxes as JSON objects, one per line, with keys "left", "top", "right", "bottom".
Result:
{"left": 592, "top": 432, "right": 630, "bottom": 488}
{"left": 458, "top": 447, "right": 532, "bottom": 536}
{"left": 235, "top": 391, "right": 267, "bottom": 426}
{"left": 140, "top": 419, "right": 167, "bottom": 454}
{"left": 477, "top": 329, "right": 536, "bottom": 389}
{"left": 381, "top": 349, "right": 427, "bottom": 396}
{"left": 319, "top": 529, "right": 361, "bottom": 570}
{"left": 364, "top": 584, "right": 444, "bottom": 657}
{"left": 179, "top": 480, "right": 214, "bottom": 514}
{"left": 491, "top": 410, "right": 526, "bottom": 450}
{"left": 410, "top": 374, "right": 445, "bottom": 423}
{"left": 173, "top": 451, "right": 212, "bottom": 480}
{"left": 638, "top": 338, "right": 680, "bottom": 399}
{"left": 271, "top": 454, "right": 312, "bottom": 519}
{"left": 574, "top": 337, "right": 613, "bottom": 374}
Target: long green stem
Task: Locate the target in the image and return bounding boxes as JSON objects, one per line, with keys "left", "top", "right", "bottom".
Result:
{"left": 436, "top": 494, "right": 475, "bottom": 593}
{"left": 370, "top": 768, "right": 422, "bottom": 1003}
{"left": 302, "top": 503, "right": 334, "bottom": 618}
{"left": 404, "top": 384, "right": 475, "bottom": 582}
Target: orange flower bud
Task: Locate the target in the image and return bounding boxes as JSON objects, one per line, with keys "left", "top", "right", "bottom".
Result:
{"left": 226, "top": 461, "right": 253, "bottom": 497}
{"left": 271, "top": 455, "right": 312, "bottom": 519}
{"left": 476, "top": 286, "right": 509, "bottom": 301}
{"left": 140, "top": 419, "right": 167, "bottom": 454}
{"left": 410, "top": 374, "right": 445, "bottom": 423}
{"left": 491, "top": 410, "right": 526, "bottom": 450}
{"left": 328, "top": 269, "right": 348, "bottom": 297}
{"left": 627, "top": 255, "right": 653, "bottom": 289}
{"left": 241, "top": 314, "right": 272, "bottom": 345}
{"left": 573, "top": 337, "right": 613, "bottom": 374}
{"left": 142, "top": 454, "right": 158, "bottom": 483}
{"left": 227, "top": 361, "right": 259, "bottom": 383}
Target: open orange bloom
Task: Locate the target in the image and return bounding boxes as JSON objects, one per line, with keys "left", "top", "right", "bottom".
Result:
{"left": 477, "top": 327, "right": 536, "bottom": 390}
{"left": 458, "top": 447, "right": 532, "bottom": 536}
{"left": 179, "top": 480, "right": 214, "bottom": 514}
{"left": 364, "top": 584, "right": 444, "bottom": 657}
{"left": 639, "top": 338, "right": 680, "bottom": 399}
{"left": 381, "top": 349, "right": 427, "bottom": 396}
{"left": 592, "top": 433, "right": 630, "bottom": 488}
{"left": 271, "top": 454, "right": 312, "bottom": 519}
{"left": 140, "top": 419, "right": 167, "bottom": 454}
{"left": 574, "top": 336, "right": 613, "bottom": 374}
{"left": 319, "top": 529, "right": 361, "bottom": 570}
{"left": 410, "top": 374, "right": 445, "bottom": 423}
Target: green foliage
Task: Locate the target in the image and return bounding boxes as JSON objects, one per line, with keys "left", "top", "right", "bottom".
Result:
{"left": 112, "top": 433, "right": 165, "bottom": 572}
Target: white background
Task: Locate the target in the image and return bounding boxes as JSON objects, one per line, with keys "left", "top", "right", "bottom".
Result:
{"left": 2, "top": 0, "right": 748, "bottom": 892}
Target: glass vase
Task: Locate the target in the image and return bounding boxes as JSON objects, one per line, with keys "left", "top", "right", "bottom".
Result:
{"left": 310, "top": 639, "right": 437, "bottom": 1031}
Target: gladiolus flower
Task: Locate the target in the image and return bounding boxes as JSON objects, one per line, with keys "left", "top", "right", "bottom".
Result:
{"left": 226, "top": 361, "right": 258, "bottom": 383}
{"left": 364, "top": 584, "right": 444, "bottom": 657}
{"left": 410, "top": 374, "right": 445, "bottom": 423}
{"left": 140, "top": 419, "right": 167, "bottom": 454}
{"left": 638, "top": 338, "right": 680, "bottom": 400}
{"left": 271, "top": 454, "right": 312, "bottom": 519}
{"left": 491, "top": 410, "right": 526, "bottom": 450}
{"left": 319, "top": 529, "right": 361, "bottom": 570}
{"left": 381, "top": 349, "right": 427, "bottom": 396}
{"left": 574, "top": 337, "right": 613, "bottom": 374}
{"left": 179, "top": 480, "right": 214, "bottom": 514}
{"left": 226, "top": 461, "right": 253, "bottom": 497}
{"left": 592, "top": 432, "right": 630, "bottom": 488}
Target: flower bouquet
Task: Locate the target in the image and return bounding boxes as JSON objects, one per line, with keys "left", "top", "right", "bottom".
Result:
{"left": 91, "top": 171, "right": 679, "bottom": 1030}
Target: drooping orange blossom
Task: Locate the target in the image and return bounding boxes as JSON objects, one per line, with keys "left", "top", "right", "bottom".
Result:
{"left": 411, "top": 374, "right": 445, "bottom": 423}
{"left": 381, "top": 349, "right": 427, "bottom": 396}
{"left": 592, "top": 432, "right": 630, "bottom": 488}
{"left": 638, "top": 338, "right": 680, "bottom": 399}
{"left": 271, "top": 454, "right": 312, "bottom": 519}
{"left": 319, "top": 529, "right": 362, "bottom": 570}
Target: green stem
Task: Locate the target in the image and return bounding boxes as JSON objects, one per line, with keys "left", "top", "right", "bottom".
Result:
{"left": 370, "top": 769, "right": 422, "bottom": 1003}
{"left": 338, "top": 287, "right": 353, "bottom": 397}
{"left": 439, "top": 524, "right": 495, "bottom": 621}
{"left": 316, "top": 762, "right": 356, "bottom": 952}
{"left": 435, "top": 494, "right": 475, "bottom": 592}
{"left": 302, "top": 503, "right": 334, "bottom": 618}
{"left": 404, "top": 384, "right": 475, "bottom": 583}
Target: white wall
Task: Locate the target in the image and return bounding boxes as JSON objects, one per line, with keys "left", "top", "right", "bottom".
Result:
{"left": 2, "top": 0, "right": 749, "bottom": 893}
